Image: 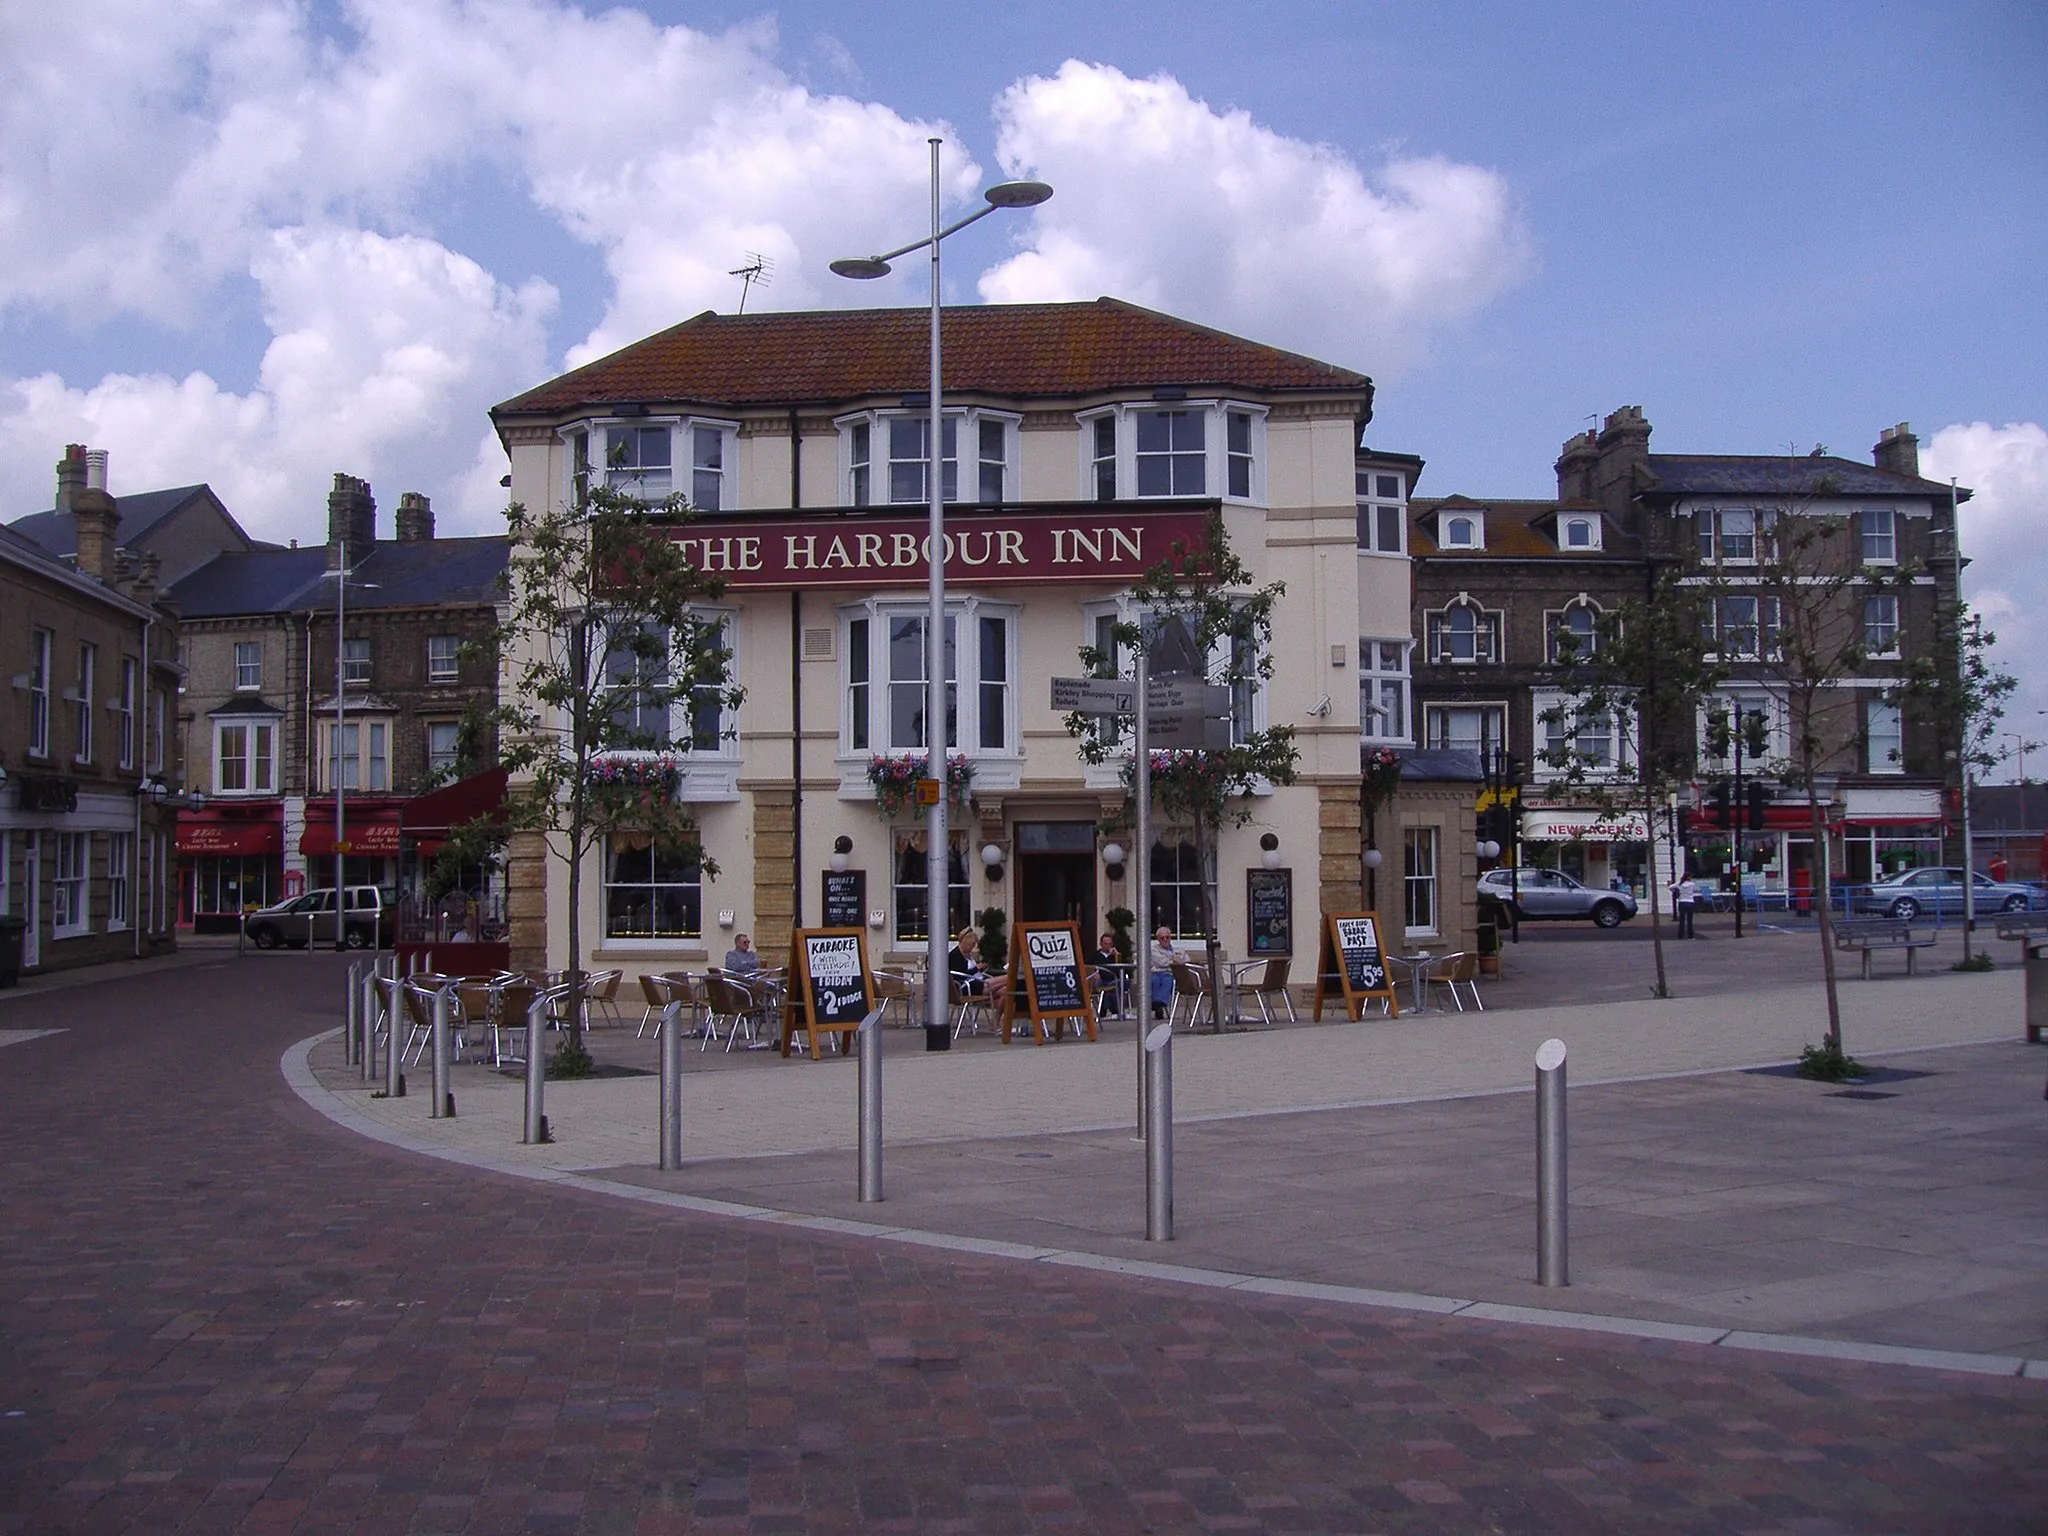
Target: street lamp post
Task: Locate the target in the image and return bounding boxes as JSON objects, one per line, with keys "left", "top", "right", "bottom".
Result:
{"left": 322, "top": 550, "right": 377, "bottom": 949}
{"left": 833, "top": 142, "right": 1051, "bottom": 1049}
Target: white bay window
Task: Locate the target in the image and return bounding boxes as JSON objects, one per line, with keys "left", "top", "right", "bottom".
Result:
{"left": 843, "top": 601, "right": 1017, "bottom": 757}
{"left": 1080, "top": 401, "right": 1266, "bottom": 503}
{"left": 839, "top": 409, "right": 1017, "bottom": 507}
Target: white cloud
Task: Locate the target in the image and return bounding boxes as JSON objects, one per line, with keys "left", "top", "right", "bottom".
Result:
{"left": 0, "top": 228, "right": 553, "bottom": 540}
{"left": 979, "top": 61, "right": 1533, "bottom": 375}
{"left": 1923, "top": 421, "right": 2048, "bottom": 773}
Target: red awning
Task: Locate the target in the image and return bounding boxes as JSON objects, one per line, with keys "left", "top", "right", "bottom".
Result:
{"left": 400, "top": 767, "right": 509, "bottom": 839}
{"left": 177, "top": 820, "right": 281, "bottom": 856}
{"left": 301, "top": 820, "right": 403, "bottom": 857}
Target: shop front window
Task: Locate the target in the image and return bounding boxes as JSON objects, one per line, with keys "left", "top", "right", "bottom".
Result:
{"left": 893, "top": 832, "right": 969, "bottom": 945}
{"left": 603, "top": 835, "right": 701, "bottom": 939}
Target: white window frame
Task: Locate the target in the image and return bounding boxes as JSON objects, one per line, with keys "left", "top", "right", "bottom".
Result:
{"left": 1560, "top": 514, "right": 1601, "bottom": 551}
{"left": 1863, "top": 593, "right": 1901, "bottom": 657}
{"left": 840, "top": 599, "right": 1020, "bottom": 760}
{"left": 1426, "top": 597, "right": 1500, "bottom": 665}
{"left": 1359, "top": 639, "right": 1411, "bottom": 744}
{"left": 567, "top": 417, "right": 741, "bottom": 511}
{"left": 1403, "top": 825, "right": 1438, "bottom": 939}
{"left": 1703, "top": 593, "right": 1781, "bottom": 660}
{"left": 1148, "top": 832, "right": 1209, "bottom": 940}
{"left": 836, "top": 408, "right": 1019, "bottom": 507}
{"left": 107, "top": 832, "right": 131, "bottom": 931}
{"left": 1547, "top": 597, "right": 1602, "bottom": 663}
{"left": 1532, "top": 688, "right": 1636, "bottom": 781}
{"left": 233, "top": 640, "right": 262, "bottom": 691}
{"left": 426, "top": 634, "right": 461, "bottom": 684}
{"left": 73, "top": 642, "right": 95, "bottom": 764}
{"left": 148, "top": 687, "right": 165, "bottom": 774}
{"left": 1423, "top": 703, "right": 1507, "bottom": 759}
{"left": 425, "top": 719, "right": 463, "bottom": 780}
{"left": 1438, "top": 513, "right": 1483, "bottom": 550}
{"left": 28, "top": 628, "right": 52, "bottom": 758}
{"left": 1866, "top": 697, "right": 1904, "bottom": 774}
{"left": 53, "top": 832, "right": 89, "bottom": 938}
{"left": 891, "top": 831, "right": 971, "bottom": 946}
{"left": 603, "top": 832, "right": 703, "bottom": 942}
{"left": 1356, "top": 468, "right": 1408, "bottom": 555}
{"left": 117, "top": 656, "right": 138, "bottom": 770}
{"left": 1076, "top": 401, "right": 1268, "bottom": 505}
{"left": 1859, "top": 508, "right": 1898, "bottom": 565}
{"left": 323, "top": 717, "right": 393, "bottom": 793}
{"left": 1696, "top": 506, "right": 1776, "bottom": 566}
{"left": 341, "top": 637, "right": 372, "bottom": 688}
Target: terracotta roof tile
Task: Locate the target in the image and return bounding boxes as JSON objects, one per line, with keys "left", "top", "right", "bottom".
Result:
{"left": 494, "top": 298, "right": 1372, "bottom": 419}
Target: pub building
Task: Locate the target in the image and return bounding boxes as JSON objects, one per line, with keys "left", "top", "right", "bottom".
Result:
{"left": 490, "top": 299, "right": 1432, "bottom": 984}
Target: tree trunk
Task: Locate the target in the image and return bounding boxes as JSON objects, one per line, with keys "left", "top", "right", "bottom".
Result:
{"left": 1805, "top": 773, "right": 1844, "bottom": 1052}
{"left": 1197, "top": 817, "right": 1224, "bottom": 1033}
{"left": 1644, "top": 778, "right": 1670, "bottom": 999}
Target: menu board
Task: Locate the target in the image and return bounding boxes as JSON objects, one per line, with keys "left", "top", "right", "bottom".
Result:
{"left": 1246, "top": 868, "right": 1292, "bottom": 955}
{"left": 821, "top": 869, "right": 865, "bottom": 929}
{"left": 1005, "top": 921, "right": 1098, "bottom": 1044}
{"left": 780, "top": 927, "right": 876, "bottom": 1058}
{"left": 1312, "top": 911, "right": 1401, "bottom": 1021}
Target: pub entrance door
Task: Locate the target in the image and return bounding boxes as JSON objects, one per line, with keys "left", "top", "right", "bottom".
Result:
{"left": 1015, "top": 822, "right": 1097, "bottom": 940}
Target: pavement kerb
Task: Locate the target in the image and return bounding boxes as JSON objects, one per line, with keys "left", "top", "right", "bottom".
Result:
{"left": 281, "top": 1028, "right": 2048, "bottom": 1384}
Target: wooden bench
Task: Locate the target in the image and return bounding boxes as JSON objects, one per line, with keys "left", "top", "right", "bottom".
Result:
{"left": 1833, "top": 921, "right": 1937, "bottom": 979}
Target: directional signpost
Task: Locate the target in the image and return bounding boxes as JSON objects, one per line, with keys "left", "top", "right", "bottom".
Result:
{"left": 1050, "top": 676, "right": 1136, "bottom": 714}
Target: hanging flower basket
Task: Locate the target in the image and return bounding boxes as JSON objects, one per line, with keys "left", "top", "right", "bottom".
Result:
{"left": 867, "top": 752, "right": 973, "bottom": 819}
{"left": 1362, "top": 746, "right": 1403, "bottom": 817}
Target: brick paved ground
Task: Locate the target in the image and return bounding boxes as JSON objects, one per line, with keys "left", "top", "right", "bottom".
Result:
{"left": 3, "top": 954, "right": 2046, "bottom": 1533}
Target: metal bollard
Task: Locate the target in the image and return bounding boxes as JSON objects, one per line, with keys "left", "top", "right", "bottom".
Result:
{"left": 385, "top": 973, "right": 405, "bottom": 1099}
{"left": 858, "top": 1004, "right": 885, "bottom": 1202}
{"left": 430, "top": 983, "right": 454, "bottom": 1119}
{"left": 659, "top": 999, "right": 683, "bottom": 1170}
{"left": 360, "top": 964, "right": 381, "bottom": 1082}
{"left": 344, "top": 961, "right": 362, "bottom": 1066}
{"left": 523, "top": 993, "right": 550, "bottom": 1144}
{"left": 1144, "top": 1020, "right": 1174, "bottom": 1240}
{"left": 1536, "top": 1037, "right": 1568, "bottom": 1287}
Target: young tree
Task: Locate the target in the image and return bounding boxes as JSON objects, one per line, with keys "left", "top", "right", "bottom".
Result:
{"left": 487, "top": 483, "right": 738, "bottom": 1065}
{"left": 1725, "top": 454, "right": 1919, "bottom": 1070}
{"left": 1063, "top": 515, "right": 1298, "bottom": 1025}
{"left": 1548, "top": 566, "right": 1727, "bottom": 998}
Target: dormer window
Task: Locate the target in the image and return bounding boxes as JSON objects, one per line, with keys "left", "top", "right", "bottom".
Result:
{"left": 1439, "top": 513, "right": 1482, "bottom": 550}
{"left": 1560, "top": 514, "right": 1600, "bottom": 551}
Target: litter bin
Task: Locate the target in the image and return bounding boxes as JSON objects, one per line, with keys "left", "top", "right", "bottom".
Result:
{"left": 2027, "top": 942, "right": 2048, "bottom": 1044}
{"left": 0, "top": 914, "right": 26, "bottom": 988}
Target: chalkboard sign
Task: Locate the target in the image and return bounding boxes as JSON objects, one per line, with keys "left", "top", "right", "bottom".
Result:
{"left": 1005, "top": 921, "right": 1098, "bottom": 1044}
{"left": 779, "top": 927, "right": 876, "bottom": 1058}
{"left": 821, "top": 868, "right": 865, "bottom": 929}
{"left": 1312, "top": 910, "right": 1401, "bottom": 1021}
{"left": 1246, "top": 868, "right": 1293, "bottom": 956}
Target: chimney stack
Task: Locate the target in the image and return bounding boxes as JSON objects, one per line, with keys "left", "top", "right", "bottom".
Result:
{"left": 59, "top": 444, "right": 122, "bottom": 584}
{"left": 1873, "top": 422, "right": 1919, "bottom": 480}
{"left": 394, "top": 491, "right": 435, "bottom": 543}
{"left": 326, "top": 473, "right": 376, "bottom": 569}
{"left": 1555, "top": 429, "right": 1598, "bottom": 502}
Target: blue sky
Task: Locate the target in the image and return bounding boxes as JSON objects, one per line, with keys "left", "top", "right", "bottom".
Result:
{"left": 3, "top": 1, "right": 2045, "bottom": 763}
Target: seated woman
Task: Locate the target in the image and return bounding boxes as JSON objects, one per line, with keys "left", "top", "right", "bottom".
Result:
{"left": 949, "top": 926, "right": 988, "bottom": 996}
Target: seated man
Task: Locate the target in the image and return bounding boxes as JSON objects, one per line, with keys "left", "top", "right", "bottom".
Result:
{"left": 723, "top": 932, "right": 762, "bottom": 974}
{"left": 1148, "top": 926, "right": 1178, "bottom": 1019}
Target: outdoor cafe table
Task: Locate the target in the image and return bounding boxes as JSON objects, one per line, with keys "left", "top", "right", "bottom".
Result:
{"left": 1386, "top": 950, "right": 1439, "bottom": 1013}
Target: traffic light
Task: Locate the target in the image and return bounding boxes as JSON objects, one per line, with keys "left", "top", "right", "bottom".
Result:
{"left": 1710, "top": 780, "right": 1732, "bottom": 830}
{"left": 1746, "top": 781, "right": 1768, "bottom": 832}
{"left": 1676, "top": 807, "right": 1694, "bottom": 843}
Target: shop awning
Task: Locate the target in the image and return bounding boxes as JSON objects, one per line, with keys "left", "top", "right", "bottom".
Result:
{"left": 301, "top": 820, "right": 403, "bottom": 857}
{"left": 176, "top": 819, "right": 281, "bottom": 855}
{"left": 400, "top": 767, "right": 509, "bottom": 839}
{"left": 1521, "top": 809, "right": 1650, "bottom": 842}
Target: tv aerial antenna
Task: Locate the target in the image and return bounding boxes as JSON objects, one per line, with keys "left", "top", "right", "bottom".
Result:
{"left": 730, "top": 253, "right": 772, "bottom": 314}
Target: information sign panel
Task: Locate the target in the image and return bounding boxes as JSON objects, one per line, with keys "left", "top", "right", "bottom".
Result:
{"left": 780, "top": 927, "right": 876, "bottom": 1059}
{"left": 1312, "top": 911, "right": 1401, "bottom": 1021}
{"left": 1246, "top": 868, "right": 1293, "bottom": 955}
{"left": 1005, "top": 921, "right": 1099, "bottom": 1044}
{"left": 821, "top": 869, "right": 865, "bottom": 928}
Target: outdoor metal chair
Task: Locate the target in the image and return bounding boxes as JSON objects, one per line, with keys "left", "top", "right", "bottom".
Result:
{"left": 1248, "top": 956, "right": 1298, "bottom": 1024}
{"left": 1168, "top": 959, "right": 1214, "bottom": 1032}
{"left": 1422, "top": 952, "right": 1484, "bottom": 1013}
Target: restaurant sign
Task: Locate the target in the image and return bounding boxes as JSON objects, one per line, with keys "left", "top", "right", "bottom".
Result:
{"left": 664, "top": 506, "right": 1213, "bottom": 589}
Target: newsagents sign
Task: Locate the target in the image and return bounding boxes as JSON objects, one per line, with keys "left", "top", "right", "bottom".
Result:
{"left": 663, "top": 504, "right": 1214, "bottom": 589}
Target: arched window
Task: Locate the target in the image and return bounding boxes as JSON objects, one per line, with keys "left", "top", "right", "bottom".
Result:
{"left": 1428, "top": 598, "right": 1498, "bottom": 664}
{"left": 1550, "top": 599, "right": 1600, "bottom": 662}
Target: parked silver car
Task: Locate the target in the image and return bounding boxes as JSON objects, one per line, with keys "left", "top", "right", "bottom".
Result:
{"left": 1851, "top": 867, "right": 2035, "bottom": 921}
{"left": 243, "top": 886, "right": 394, "bottom": 949}
{"left": 1479, "top": 867, "right": 1638, "bottom": 928}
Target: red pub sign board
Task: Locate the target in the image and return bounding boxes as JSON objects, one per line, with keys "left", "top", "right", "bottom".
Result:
{"left": 663, "top": 505, "right": 1214, "bottom": 590}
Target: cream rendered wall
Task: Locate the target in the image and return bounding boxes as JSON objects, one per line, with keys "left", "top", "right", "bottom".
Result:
{"left": 1018, "top": 417, "right": 1079, "bottom": 503}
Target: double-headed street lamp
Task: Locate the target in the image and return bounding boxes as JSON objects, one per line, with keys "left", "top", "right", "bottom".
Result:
{"left": 320, "top": 550, "right": 377, "bottom": 949}
{"left": 832, "top": 141, "right": 1050, "bottom": 1048}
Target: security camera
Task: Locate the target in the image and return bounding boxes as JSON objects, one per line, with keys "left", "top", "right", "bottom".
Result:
{"left": 1307, "top": 693, "right": 1332, "bottom": 717}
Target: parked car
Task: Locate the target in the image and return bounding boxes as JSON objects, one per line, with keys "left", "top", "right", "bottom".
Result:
{"left": 243, "top": 886, "right": 394, "bottom": 950}
{"left": 1850, "top": 867, "right": 2036, "bottom": 920}
{"left": 1479, "top": 867, "right": 1638, "bottom": 928}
